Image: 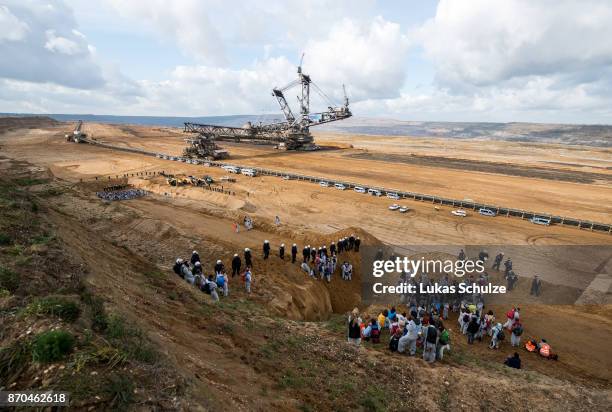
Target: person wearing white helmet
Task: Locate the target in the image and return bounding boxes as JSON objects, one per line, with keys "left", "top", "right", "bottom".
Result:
{"left": 263, "top": 240, "right": 270, "bottom": 259}
{"left": 231, "top": 253, "right": 241, "bottom": 277}
{"left": 214, "top": 259, "right": 224, "bottom": 275}
{"left": 173, "top": 258, "right": 184, "bottom": 276}
{"left": 244, "top": 248, "right": 252, "bottom": 267}
{"left": 279, "top": 243, "right": 285, "bottom": 260}
{"left": 191, "top": 250, "right": 200, "bottom": 265}
{"left": 193, "top": 261, "right": 202, "bottom": 276}
{"left": 291, "top": 243, "right": 298, "bottom": 263}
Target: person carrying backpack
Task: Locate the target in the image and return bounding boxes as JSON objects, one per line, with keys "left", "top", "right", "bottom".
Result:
{"left": 467, "top": 317, "right": 479, "bottom": 344}
{"left": 348, "top": 316, "right": 361, "bottom": 346}
{"left": 437, "top": 323, "right": 451, "bottom": 360}
{"left": 511, "top": 321, "right": 523, "bottom": 347}
{"left": 423, "top": 323, "right": 438, "bottom": 363}
{"left": 489, "top": 323, "right": 504, "bottom": 349}
{"left": 173, "top": 258, "right": 183, "bottom": 276}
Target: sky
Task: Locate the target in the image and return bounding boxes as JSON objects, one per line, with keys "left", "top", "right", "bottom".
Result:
{"left": 1, "top": 0, "right": 612, "bottom": 124}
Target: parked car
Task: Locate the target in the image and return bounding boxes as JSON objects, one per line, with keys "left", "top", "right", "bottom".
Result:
{"left": 399, "top": 206, "right": 409, "bottom": 213}
{"left": 222, "top": 165, "right": 240, "bottom": 174}
{"left": 334, "top": 183, "right": 346, "bottom": 190}
{"left": 319, "top": 181, "right": 330, "bottom": 187}
{"left": 388, "top": 204, "right": 400, "bottom": 211}
{"left": 452, "top": 209, "right": 467, "bottom": 217}
{"left": 367, "top": 188, "right": 382, "bottom": 196}
{"left": 479, "top": 208, "right": 496, "bottom": 217}
{"left": 530, "top": 216, "right": 551, "bottom": 225}
{"left": 386, "top": 192, "right": 400, "bottom": 200}
{"left": 282, "top": 175, "right": 292, "bottom": 180}
{"left": 354, "top": 186, "right": 366, "bottom": 193}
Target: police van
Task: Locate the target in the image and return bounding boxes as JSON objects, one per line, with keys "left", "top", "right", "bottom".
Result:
{"left": 241, "top": 168, "right": 257, "bottom": 177}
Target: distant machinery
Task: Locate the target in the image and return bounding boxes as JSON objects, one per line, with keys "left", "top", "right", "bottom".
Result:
{"left": 183, "top": 56, "right": 351, "bottom": 159}
{"left": 65, "top": 120, "right": 86, "bottom": 142}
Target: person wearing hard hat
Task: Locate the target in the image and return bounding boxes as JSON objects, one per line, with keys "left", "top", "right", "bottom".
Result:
{"left": 244, "top": 248, "right": 252, "bottom": 267}
{"left": 191, "top": 250, "right": 200, "bottom": 266}
{"left": 214, "top": 259, "right": 224, "bottom": 275}
{"left": 291, "top": 243, "right": 298, "bottom": 263}
{"left": 279, "top": 243, "right": 285, "bottom": 260}
{"left": 231, "top": 253, "right": 241, "bottom": 277}
{"left": 263, "top": 240, "right": 270, "bottom": 259}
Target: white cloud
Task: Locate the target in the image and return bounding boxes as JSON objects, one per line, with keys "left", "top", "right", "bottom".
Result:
{"left": 305, "top": 17, "right": 410, "bottom": 102}
{"left": 0, "top": 1, "right": 105, "bottom": 89}
{"left": 44, "top": 30, "right": 82, "bottom": 55}
{"left": 0, "top": 5, "right": 29, "bottom": 41}
{"left": 418, "top": 0, "right": 612, "bottom": 88}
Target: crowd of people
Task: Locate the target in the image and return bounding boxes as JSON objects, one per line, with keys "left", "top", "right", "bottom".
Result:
{"left": 96, "top": 188, "right": 147, "bottom": 201}
{"left": 171, "top": 233, "right": 360, "bottom": 299}
{"left": 348, "top": 301, "right": 557, "bottom": 368}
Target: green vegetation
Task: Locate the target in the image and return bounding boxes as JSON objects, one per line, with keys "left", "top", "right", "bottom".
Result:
{"left": 25, "top": 297, "right": 81, "bottom": 322}
{"left": 0, "top": 266, "right": 20, "bottom": 292}
{"left": 105, "top": 314, "right": 158, "bottom": 364}
{"left": 359, "top": 386, "right": 387, "bottom": 412}
{"left": 0, "top": 232, "right": 11, "bottom": 245}
{"left": 14, "top": 177, "right": 50, "bottom": 187}
{"left": 32, "top": 330, "right": 75, "bottom": 363}
{"left": 105, "top": 373, "right": 135, "bottom": 411}
{"left": 0, "top": 340, "right": 32, "bottom": 384}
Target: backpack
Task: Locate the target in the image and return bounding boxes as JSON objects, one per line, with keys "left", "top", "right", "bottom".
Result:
{"left": 202, "top": 282, "right": 212, "bottom": 294}
{"left": 371, "top": 327, "right": 381, "bottom": 344}
{"left": 439, "top": 329, "right": 450, "bottom": 345}
{"left": 463, "top": 314, "right": 470, "bottom": 323}
{"left": 497, "top": 330, "right": 505, "bottom": 341}
{"left": 506, "top": 310, "right": 514, "bottom": 319}
{"left": 426, "top": 326, "right": 438, "bottom": 344}
{"left": 513, "top": 325, "right": 523, "bottom": 336}
{"left": 389, "top": 335, "right": 400, "bottom": 352}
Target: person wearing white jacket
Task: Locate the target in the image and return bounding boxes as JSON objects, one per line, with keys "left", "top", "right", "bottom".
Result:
{"left": 398, "top": 317, "right": 419, "bottom": 356}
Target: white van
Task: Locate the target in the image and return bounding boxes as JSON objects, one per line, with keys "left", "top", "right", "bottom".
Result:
{"left": 479, "top": 208, "right": 496, "bottom": 217}
{"left": 319, "top": 181, "right": 330, "bottom": 187}
{"left": 241, "top": 168, "right": 257, "bottom": 177}
{"left": 386, "top": 192, "right": 400, "bottom": 200}
{"left": 334, "top": 183, "right": 346, "bottom": 190}
{"left": 530, "top": 216, "right": 551, "bottom": 226}
{"left": 222, "top": 165, "right": 240, "bottom": 174}
{"left": 354, "top": 186, "right": 366, "bottom": 193}
{"left": 367, "top": 188, "right": 382, "bottom": 196}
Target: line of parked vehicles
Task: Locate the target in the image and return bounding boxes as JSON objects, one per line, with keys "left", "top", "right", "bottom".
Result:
{"left": 155, "top": 155, "right": 553, "bottom": 227}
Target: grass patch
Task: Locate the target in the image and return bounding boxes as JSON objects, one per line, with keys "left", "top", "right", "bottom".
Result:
{"left": 14, "top": 178, "right": 50, "bottom": 187}
{"left": 82, "top": 293, "right": 108, "bottom": 332}
{"left": 32, "top": 233, "right": 55, "bottom": 245}
{"left": 277, "top": 370, "right": 306, "bottom": 389}
{"left": 0, "top": 266, "right": 20, "bottom": 292}
{"left": 360, "top": 386, "right": 387, "bottom": 412}
{"left": 0, "top": 339, "right": 32, "bottom": 384}
{"left": 324, "top": 314, "right": 347, "bottom": 334}
{"left": 32, "top": 330, "right": 75, "bottom": 363}
{"left": 105, "top": 314, "right": 158, "bottom": 364}
{"left": 25, "top": 296, "right": 81, "bottom": 322}
{"left": 105, "top": 373, "right": 135, "bottom": 411}
{"left": 71, "top": 345, "right": 129, "bottom": 372}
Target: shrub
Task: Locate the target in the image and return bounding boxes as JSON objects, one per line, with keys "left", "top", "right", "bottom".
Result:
{"left": 0, "top": 233, "right": 11, "bottom": 246}
{"left": 0, "top": 266, "right": 20, "bottom": 292}
{"left": 32, "top": 330, "right": 75, "bottom": 363}
{"left": 105, "top": 373, "right": 135, "bottom": 411}
{"left": 26, "top": 297, "right": 81, "bottom": 322}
